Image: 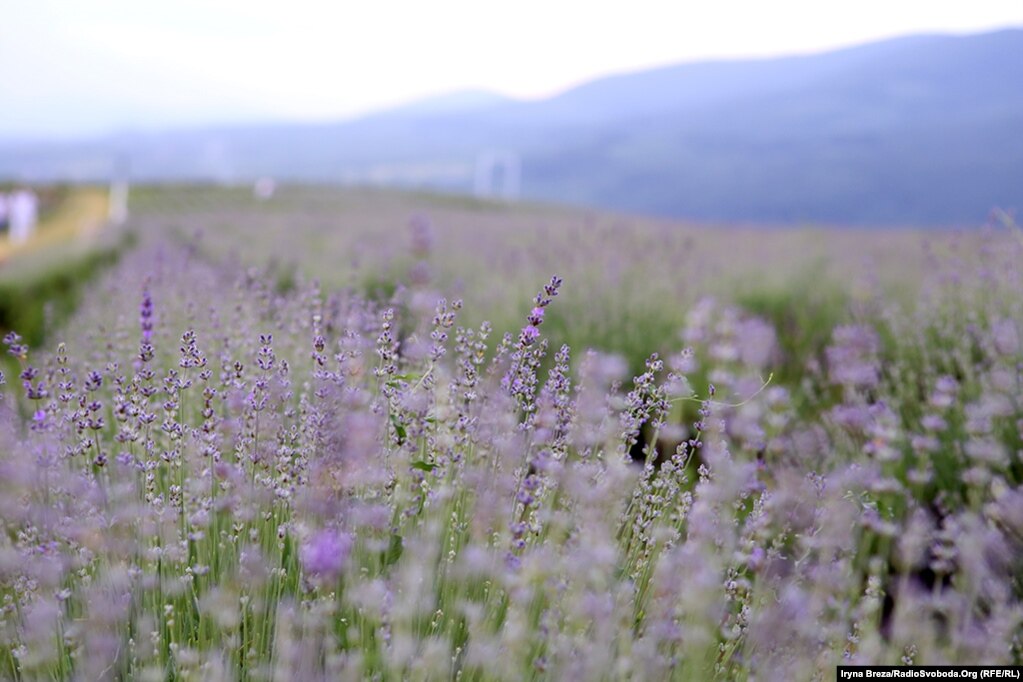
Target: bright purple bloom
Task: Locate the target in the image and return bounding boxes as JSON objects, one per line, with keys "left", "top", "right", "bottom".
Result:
{"left": 521, "top": 325, "right": 541, "bottom": 345}
{"left": 301, "top": 529, "right": 353, "bottom": 581}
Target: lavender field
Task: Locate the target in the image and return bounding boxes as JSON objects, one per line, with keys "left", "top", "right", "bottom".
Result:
{"left": 1, "top": 186, "right": 1022, "bottom": 680}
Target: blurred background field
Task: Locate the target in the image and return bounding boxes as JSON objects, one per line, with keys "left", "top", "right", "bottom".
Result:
{"left": 0, "top": 176, "right": 1014, "bottom": 427}
{"left": 3, "top": 12, "right": 1020, "bottom": 370}
{"left": 0, "top": 186, "right": 132, "bottom": 351}
{"left": 127, "top": 183, "right": 1008, "bottom": 382}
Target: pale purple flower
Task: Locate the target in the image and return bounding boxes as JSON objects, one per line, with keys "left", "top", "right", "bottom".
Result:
{"left": 991, "top": 318, "right": 1019, "bottom": 356}
{"left": 301, "top": 529, "right": 353, "bottom": 581}
{"left": 826, "top": 325, "right": 881, "bottom": 389}
{"left": 921, "top": 414, "right": 947, "bottom": 431}
{"left": 930, "top": 376, "right": 958, "bottom": 408}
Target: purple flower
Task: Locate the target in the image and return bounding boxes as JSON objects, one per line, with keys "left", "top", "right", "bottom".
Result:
{"left": 747, "top": 546, "right": 766, "bottom": 572}
{"left": 991, "top": 318, "right": 1019, "bottom": 356}
{"left": 301, "top": 529, "right": 353, "bottom": 582}
{"left": 3, "top": 331, "right": 27, "bottom": 358}
{"left": 521, "top": 325, "right": 541, "bottom": 346}
{"left": 140, "top": 287, "right": 154, "bottom": 342}
{"left": 409, "top": 214, "right": 433, "bottom": 255}
{"left": 826, "top": 325, "right": 880, "bottom": 389}
{"left": 921, "top": 413, "right": 948, "bottom": 432}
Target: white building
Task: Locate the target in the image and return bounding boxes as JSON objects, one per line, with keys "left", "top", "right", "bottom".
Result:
{"left": 8, "top": 189, "right": 39, "bottom": 244}
{"left": 253, "top": 177, "right": 276, "bottom": 201}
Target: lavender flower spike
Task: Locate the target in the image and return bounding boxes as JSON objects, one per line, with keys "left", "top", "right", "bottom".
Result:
{"left": 301, "top": 529, "right": 354, "bottom": 582}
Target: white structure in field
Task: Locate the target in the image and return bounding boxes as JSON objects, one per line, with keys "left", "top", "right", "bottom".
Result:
{"left": 8, "top": 189, "right": 38, "bottom": 244}
{"left": 473, "top": 150, "right": 520, "bottom": 201}
{"left": 253, "top": 177, "right": 276, "bottom": 201}
{"left": 109, "top": 179, "right": 130, "bottom": 225}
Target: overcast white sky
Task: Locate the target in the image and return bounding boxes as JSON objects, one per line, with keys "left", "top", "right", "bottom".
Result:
{"left": 2, "top": 0, "right": 1022, "bottom": 138}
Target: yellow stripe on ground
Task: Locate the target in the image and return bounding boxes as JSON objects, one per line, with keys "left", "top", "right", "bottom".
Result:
{"left": 0, "top": 188, "right": 109, "bottom": 263}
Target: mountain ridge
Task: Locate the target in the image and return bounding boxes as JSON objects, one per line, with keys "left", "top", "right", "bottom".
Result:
{"left": 1, "top": 28, "right": 1021, "bottom": 226}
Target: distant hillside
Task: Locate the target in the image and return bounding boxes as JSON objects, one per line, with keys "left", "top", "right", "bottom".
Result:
{"left": 2, "top": 29, "right": 1021, "bottom": 225}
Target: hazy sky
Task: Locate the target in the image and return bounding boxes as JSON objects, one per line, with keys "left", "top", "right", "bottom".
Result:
{"left": 3, "top": 0, "right": 1022, "bottom": 138}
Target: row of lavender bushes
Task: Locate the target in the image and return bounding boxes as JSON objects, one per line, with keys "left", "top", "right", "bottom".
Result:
{"left": 133, "top": 185, "right": 944, "bottom": 380}
{"left": 0, "top": 218, "right": 1021, "bottom": 680}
